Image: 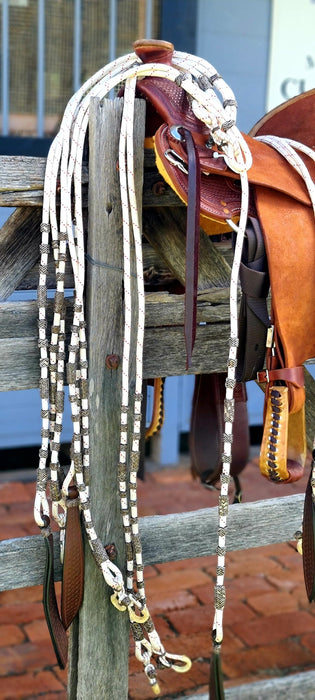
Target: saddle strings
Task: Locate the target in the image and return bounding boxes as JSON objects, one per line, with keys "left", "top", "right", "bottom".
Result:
{"left": 35, "top": 48, "right": 253, "bottom": 690}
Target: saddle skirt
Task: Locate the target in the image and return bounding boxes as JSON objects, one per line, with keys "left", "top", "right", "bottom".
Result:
{"left": 133, "top": 39, "right": 315, "bottom": 484}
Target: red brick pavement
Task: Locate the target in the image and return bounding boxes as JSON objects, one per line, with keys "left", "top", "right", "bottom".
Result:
{"left": 0, "top": 454, "right": 314, "bottom": 699}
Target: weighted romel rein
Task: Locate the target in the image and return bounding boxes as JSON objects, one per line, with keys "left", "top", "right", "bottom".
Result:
{"left": 35, "top": 40, "right": 315, "bottom": 697}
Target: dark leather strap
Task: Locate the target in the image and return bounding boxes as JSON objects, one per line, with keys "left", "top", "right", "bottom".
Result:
{"left": 190, "top": 373, "right": 249, "bottom": 488}
{"left": 236, "top": 217, "right": 270, "bottom": 381}
{"left": 41, "top": 517, "right": 68, "bottom": 669}
{"left": 302, "top": 459, "right": 315, "bottom": 602}
{"left": 257, "top": 365, "right": 305, "bottom": 388}
{"left": 180, "top": 127, "right": 201, "bottom": 369}
{"left": 61, "top": 485, "right": 84, "bottom": 630}
{"left": 209, "top": 643, "right": 225, "bottom": 699}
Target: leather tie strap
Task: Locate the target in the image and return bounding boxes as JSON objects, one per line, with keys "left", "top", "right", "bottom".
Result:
{"left": 179, "top": 127, "right": 201, "bottom": 369}
{"left": 190, "top": 373, "right": 249, "bottom": 491}
{"left": 41, "top": 517, "right": 68, "bottom": 669}
{"left": 61, "top": 485, "right": 84, "bottom": 630}
{"left": 236, "top": 217, "right": 270, "bottom": 381}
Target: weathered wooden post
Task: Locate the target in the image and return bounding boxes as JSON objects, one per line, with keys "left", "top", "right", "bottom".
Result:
{"left": 68, "top": 97, "right": 145, "bottom": 699}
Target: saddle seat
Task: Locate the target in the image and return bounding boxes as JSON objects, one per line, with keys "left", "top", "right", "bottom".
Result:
{"left": 134, "top": 40, "right": 315, "bottom": 484}
{"left": 137, "top": 76, "right": 315, "bottom": 225}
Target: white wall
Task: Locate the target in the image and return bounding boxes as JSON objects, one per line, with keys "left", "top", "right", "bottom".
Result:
{"left": 196, "top": 0, "right": 271, "bottom": 133}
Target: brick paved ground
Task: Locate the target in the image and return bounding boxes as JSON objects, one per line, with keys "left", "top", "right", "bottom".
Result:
{"left": 0, "top": 452, "right": 314, "bottom": 699}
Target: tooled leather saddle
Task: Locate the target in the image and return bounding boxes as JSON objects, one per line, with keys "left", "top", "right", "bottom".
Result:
{"left": 133, "top": 39, "right": 315, "bottom": 495}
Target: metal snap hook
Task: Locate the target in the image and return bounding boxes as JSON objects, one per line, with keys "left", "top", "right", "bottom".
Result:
{"left": 158, "top": 651, "right": 192, "bottom": 673}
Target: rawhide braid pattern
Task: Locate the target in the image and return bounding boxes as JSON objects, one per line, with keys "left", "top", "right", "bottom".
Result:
{"left": 33, "top": 39, "right": 266, "bottom": 693}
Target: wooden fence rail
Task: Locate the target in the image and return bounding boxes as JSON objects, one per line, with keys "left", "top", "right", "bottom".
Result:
{"left": 0, "top": 98, "right": 314, "bottom": 699}
{"left": 0, "top": 493, "right": 306, "bottom": 592}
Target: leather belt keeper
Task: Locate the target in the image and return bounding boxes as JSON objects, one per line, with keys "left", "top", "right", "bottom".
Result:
{"left": 257, "top": 365, "right": 305, "bottom": 414}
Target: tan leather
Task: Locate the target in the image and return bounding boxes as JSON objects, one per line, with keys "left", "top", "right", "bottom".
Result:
{"left": 259, "top": 386, "right": 306, "bottom": 483}
{"left": 145, "top": 378, "right": 165, "bottom": 439}
{"left": 253, "top": 98, "right": 314, "bottom": 484}
{"left": 254, "top": 187, "right": 315, "bottom": 370}
{"left": 133, "top": 42, "right": 314, "bottom": 485}
{"left": 249, "top": 88, "right": 315, "bottom": 148}
{"left": 42, "top": 523, "right": 68, "bottom": 669}
{"left": 61, "top": 485, "right": 84, "bottom": 631}
{"left": 154, "top": 123, "right": 314, "bottom": 222}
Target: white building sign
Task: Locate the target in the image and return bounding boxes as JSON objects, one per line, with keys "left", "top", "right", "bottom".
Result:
{"left": 266, "top": 0, "right": 315, "bottom": 111}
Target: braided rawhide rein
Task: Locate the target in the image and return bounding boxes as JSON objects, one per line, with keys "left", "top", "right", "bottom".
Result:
{"left": 34, "top": 45, "right": 315, "bottom": 695}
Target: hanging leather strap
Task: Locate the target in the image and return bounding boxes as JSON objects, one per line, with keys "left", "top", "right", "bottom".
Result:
{"left": 179, "top": 127, "right": 201, "bottom": 369}
{"left": 61, "top": 485, "right": 84, "bottom": 630}
{"left": 236, "top": 217, "right": 270, "bottom": 381}
{"left": 302, "top": 458, "right": 315, "bottom": 602}
{"left": 209, "top": 642, "right": 225, "bottom": 699}
{"left": 190, "top": 373, "right": 249, "bottom": 492}
{"left": 41, "top": 516, "right": 68, "bottom": 669}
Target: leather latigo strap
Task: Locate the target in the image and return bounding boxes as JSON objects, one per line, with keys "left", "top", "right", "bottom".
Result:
{"left": 181, "top": 127, "right": 200, "bottom": 367}
{"left": 134, "top": 43, "right": 202, "bottom": 366}
{"left": 61, "top": 485, "right": 84, "bottom": 630}
{"left": 236, "top": 217, "right": 270, "bottom": 382}
{"left": 190, "top": 373, "right": 249, "bottom": 492}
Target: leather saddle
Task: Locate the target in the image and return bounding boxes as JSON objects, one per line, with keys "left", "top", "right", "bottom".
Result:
{"left": 133, "top": 39, "right": 315, "bottom": 488}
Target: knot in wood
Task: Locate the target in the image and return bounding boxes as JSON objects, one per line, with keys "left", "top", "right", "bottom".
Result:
{"left": 105, "top": 354, "right": 120, "bottom": 370}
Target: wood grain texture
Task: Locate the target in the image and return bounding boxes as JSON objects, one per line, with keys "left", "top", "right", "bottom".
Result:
{"left": 0, "top": 493, "right": 304, "bottom": 591}
{"left": 143, "top": 206, "right": 231, "bottom": 290}
{"left": 0, "top": 532, "right": 62, "bottom": 591}
{"left": 72, "top": 97, "right": 141, "bottom": 700}
{"left": 1, "top": 322, "right": 314, "bottom": 392}
{"left": 0, "top": 291, "right": 230, "bottom": 337}
{"left": 0, "top": 298, "right": 73, "bottom": 338}
{"left": 188, "top": 670, "right": 315, "bottom": 700}
{"left": 18, "top": 242, "right": 168, "bottom": 292}
{"left": 0, "top": 323, "right": 230, "bottom": 391}
{"left": 139, "top": 493, "right": 304, "bottom": 566}
{"left": 15, "top": 255, "right": 75, "bottom": 290}
{"left": 0, "top": 152, "right": 179, "bottom": 208}
{"left": 0, "top": 207, "right": 42, "bottom": 300}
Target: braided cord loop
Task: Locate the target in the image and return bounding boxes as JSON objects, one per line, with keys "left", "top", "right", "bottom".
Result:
{"left": 36, "top": 45, "right": 315, "bottom": 688}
